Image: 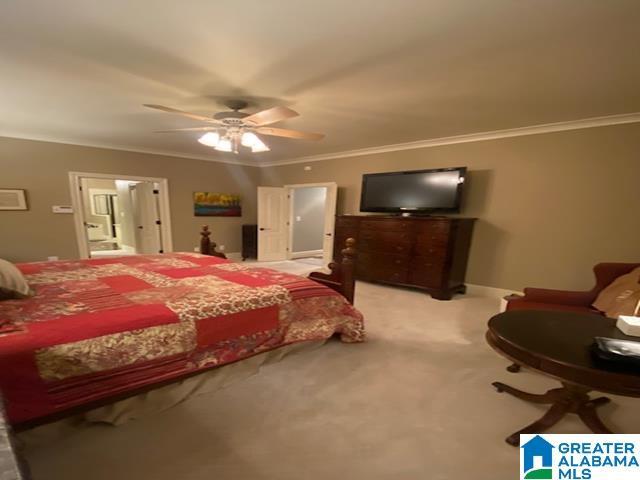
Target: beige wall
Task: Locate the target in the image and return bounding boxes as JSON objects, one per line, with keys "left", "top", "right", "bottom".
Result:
{"left": 0, "top": 137, "right": 259, "bottom": 262}
{"left": 3, "top": 123, "right": 639, "bottom": 292}
{"left": 260, "top": 123, "right": 640, "bottom": 291}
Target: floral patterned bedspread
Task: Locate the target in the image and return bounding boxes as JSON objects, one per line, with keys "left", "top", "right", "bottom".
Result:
{"left": 0, "top": 253, "right": 364, "bottom": 425}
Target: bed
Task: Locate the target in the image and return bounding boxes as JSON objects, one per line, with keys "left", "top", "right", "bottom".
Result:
{"left": 0, "top": 228, "right": 363, "bottom": 429}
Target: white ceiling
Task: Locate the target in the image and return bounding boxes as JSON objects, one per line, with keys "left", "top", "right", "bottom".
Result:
{"left": 1, "top": 0, "right": 639, "bottom": 165}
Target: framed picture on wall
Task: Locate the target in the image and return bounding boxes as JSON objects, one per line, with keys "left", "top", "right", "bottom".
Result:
{"left": 193, "top": 192, "right": 241, "bottom": 217}
{"left": 0, "top": 189, "right": 28, "bottom": 211}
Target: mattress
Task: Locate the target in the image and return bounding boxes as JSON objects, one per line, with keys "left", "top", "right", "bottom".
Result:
{"left": 0, "top": 253, "right": 364, "bottom": 425}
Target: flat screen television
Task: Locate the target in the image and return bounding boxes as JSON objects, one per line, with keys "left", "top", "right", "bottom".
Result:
{"left": 360, "top": 167, "right": 466, "bottom": 214}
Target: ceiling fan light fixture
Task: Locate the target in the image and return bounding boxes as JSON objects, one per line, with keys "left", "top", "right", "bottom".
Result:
{"left": 214, "top": 137, "right": 233, "bottom": 152}
{"left": 240, "top": 131, "right": 259, "bottom": 147}
{"left": 145, "top": 102, "right": 322, "bottom": 155}
{"left": 197, "top": 131, "right": 220, "bottom": 147}
{"left": 251, "top": 138, "right": 270, "bottom": 153}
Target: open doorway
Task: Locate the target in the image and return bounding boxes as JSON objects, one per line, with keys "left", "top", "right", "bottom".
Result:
{"left": 257, "top": 182, "right": 337, "bottom": 266}
{"left": 69, "top": 172, "right": 173, "bottom": 259}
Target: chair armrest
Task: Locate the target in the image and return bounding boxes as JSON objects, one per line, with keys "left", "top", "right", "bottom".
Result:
{"left": 517, "top": 287, "right": 597, "bottom": 307}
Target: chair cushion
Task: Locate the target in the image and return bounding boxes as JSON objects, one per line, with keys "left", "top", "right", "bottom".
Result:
{"left": 0, "top": 258, "right": 33, "bottom": 300}
{"left": 592, "top": 266, "right": 640, "bottom": 318}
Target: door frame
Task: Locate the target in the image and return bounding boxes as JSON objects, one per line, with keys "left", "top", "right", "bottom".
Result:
{"left": 284, "top": 182, "right": 337, "bottom": 263}
{"left": 69, "top": 172, "right": 173, "bottom": 259}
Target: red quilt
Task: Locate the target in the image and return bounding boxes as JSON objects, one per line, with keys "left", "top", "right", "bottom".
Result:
{"left": 0, "top": 253, "right": 364, "bottom": 425}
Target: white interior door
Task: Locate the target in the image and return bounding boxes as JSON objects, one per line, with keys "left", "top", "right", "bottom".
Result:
{"left": 130, "top": 182, "right": 162, "bottom": 254}
{"left": 257, "top": 187, "right": 288, "bottom": 261}
{"left": 322, "top": 183, "right": 338, "bottom": 265}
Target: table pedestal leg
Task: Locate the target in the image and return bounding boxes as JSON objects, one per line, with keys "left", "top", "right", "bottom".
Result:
{"left": 506, "top": 363, "right": 521, "bottom": 373}
{"left": 492, "top": 381, "right": 612, "bottom": 446}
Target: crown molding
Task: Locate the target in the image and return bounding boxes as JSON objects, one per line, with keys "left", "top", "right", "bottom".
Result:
{"left": 259, "top": 112, "right": 640, "bottom": 167}
{"left": 0, "top": 131, "right": 258, "bottom": 167}
{"left": 3, "top": 111, "right": 639, "bottom": 169}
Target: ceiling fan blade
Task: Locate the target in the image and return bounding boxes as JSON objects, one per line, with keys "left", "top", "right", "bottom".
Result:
{"left": 154, "top": 127, "right": 217, "bottom": 133}
{"left": 143, "top": 104, "right": 219, "bottom": 123}
{"left": 242, "top": 106, "right": 299, "bottom": 126}
{"left": 256, "top": 127, "right": 325, "bottom": 141}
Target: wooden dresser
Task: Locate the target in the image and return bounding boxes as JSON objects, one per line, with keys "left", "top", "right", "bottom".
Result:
{"left": 334, "top": 215, "right": 476, "bottom": 300}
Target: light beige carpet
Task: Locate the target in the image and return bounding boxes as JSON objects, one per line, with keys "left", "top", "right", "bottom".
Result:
{"left": 18, "top": 281, "right": 640, "bottom": 480}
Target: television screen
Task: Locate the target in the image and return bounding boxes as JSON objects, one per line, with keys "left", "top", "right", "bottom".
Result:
{"left": 360, "top": 167, "right": 466, "bottom": 213}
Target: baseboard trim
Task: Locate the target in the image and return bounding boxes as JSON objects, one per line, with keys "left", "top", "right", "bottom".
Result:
{"left": 466, "top": 283, "right": 522, "bottom": 299}
{"left": 290, "top": 250, "right": 323, "bottom": 259}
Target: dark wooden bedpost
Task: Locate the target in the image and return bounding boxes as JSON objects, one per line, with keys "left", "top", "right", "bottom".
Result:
{"left": 200, "top": 225, "right": 212, "bottom": 255}
{"left": 199, "top": 225, "right": 227, "bottom": 259}
{"left": 308, "top": 238, "right": 357, "bottom": 304}
{"left": 339, "top": 238, "right": 356, "bottom": 304}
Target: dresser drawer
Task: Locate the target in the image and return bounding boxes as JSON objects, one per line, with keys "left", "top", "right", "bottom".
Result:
{"left": 409, "top": 269, "right": 445, "bottom": 288}
{"left": 411, "top": 255, "right": 446, "bottom": 271}
{"left": 413, "top": 242, "right": 448, "bottom": 259}
{"left": 359, "top": 252, "right": 409, "bottom": 268}
{"left": 415, "top": 220, "right": 451, "bottom": 235}
{"left": 416, "top": 230, "right": 450, "bottom": 247}
{"left": 357, "top": 252, "right": 409, "bottom": 283}
{"left": 360, "top": 238, "right": 412, "bottom": 255}
{"left": 359, "top": 229, "right": 412, "bottom": 254}
{"left": 360, "top": 228, "right": 411, "bottom": 242}
{"left": 358, "top": 267, "right": 408, "bottom": 284}
{"left": 409, "top": 257, "right": 446, "bottom": 288}
{"left": 360, "top": 219, "right": 412, "bottom": 232}
{"left": 335, "top": 217, "right": 359, "bottom": 229}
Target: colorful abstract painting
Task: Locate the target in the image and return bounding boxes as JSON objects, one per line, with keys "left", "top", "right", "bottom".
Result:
{"left": 194, "top": 192, "right": 242, "bottom": 217}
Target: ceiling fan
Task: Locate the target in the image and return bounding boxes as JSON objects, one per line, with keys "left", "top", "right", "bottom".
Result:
{"left": 143, "top": 100, "right": 325, "bottom": 154}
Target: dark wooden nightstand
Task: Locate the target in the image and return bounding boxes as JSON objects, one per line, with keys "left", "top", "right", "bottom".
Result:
{"left": 242, "top": 224, "right": 258, "bottom": 260}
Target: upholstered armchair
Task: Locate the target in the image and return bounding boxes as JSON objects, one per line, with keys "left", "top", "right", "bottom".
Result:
{"left": 506, "top": 263, "right": 640, "bottom": 316}
{"left": 504, "top": 262, "right": 640, "bottom": 373}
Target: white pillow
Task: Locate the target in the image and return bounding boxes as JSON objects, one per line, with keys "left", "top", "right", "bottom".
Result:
{"left": 0, "top": 258, "right": 33, "bottom": 300}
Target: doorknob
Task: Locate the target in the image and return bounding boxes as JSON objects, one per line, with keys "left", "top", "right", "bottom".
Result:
{"left": 259, "top": 227, "right": 270, "bottom": 231}
{"left": 325, "top": 233, "right": 332, "bottom": 236}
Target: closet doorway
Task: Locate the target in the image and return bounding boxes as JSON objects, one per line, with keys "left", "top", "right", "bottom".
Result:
{"left": 69, "top": 172, "right": 173, "bottom": 259}
{"left": 257, "top": 182, "right": 337, "bottom": 266}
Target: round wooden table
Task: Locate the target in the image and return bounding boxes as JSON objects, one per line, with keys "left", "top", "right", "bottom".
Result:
{"left": 487, "top": 310, "right": 640, "bottom": 446}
